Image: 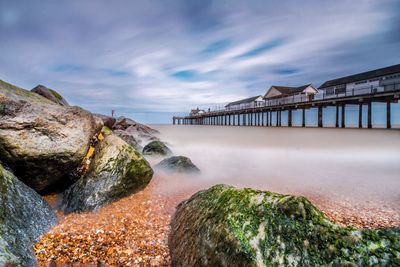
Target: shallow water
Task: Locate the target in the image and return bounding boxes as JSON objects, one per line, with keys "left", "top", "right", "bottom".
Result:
{"left": 151, "top": 125, "right": 400, "bottom": 214}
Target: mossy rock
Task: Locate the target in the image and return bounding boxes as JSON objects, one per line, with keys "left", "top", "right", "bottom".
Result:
{"left": 155, "top": 156, "right": 200, "bottom": 174}
{"left": 61, "top": 134, "right": 154, "bottom": 213}
{"left": 169, "top": 185, "right": 400, "bottom": 267}
{"left": 142, "top": 140, "right": 171, "bottom": 156}
{"left": 31, "top": 84, "right": 69, "bottom": 106}
{"left": 0, "top": 164, "right": 57, "bottom": 266}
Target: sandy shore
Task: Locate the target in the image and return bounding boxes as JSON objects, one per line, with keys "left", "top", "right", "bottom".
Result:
{"left": 35, "top": 173, "right": 399, "bottom": 266}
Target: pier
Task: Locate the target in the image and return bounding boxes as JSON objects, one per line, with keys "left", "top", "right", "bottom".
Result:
{"left": 173, "top": 83, "right": 400, "bottom": 129}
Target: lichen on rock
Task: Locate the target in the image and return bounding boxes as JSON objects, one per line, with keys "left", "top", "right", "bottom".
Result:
{"left": 169, "top": 184, "right": 400, "bottom": 267}
{"left": 61, "top": 134, "right": 154, "bottom": 213}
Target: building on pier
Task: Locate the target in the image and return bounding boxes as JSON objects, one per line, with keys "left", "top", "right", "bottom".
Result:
{"left": 225, "top": 95, "right": 264, "bottom": 110}
{"left": 318, "top": 64, "right": 400, "bottom": 97}
{"left": 190, "top": 107, "right": 206, "bottom": 116}
{"left": 263, "top": 84, "right": 318, "bottom": 105}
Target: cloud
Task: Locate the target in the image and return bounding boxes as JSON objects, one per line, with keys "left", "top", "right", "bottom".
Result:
{"left": 0, "top": 0, "right": 399, "bottom": 123}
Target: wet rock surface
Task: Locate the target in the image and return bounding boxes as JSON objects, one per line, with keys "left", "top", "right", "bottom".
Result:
{"left": 61, "top": 134, "right": 154, "bottom": 213}
{"left": 0, "top": 80, "right": 100, "bottom": 193}
{"left": 142, "top": 140, "right": 171, "bottom": 156}
{"left": 31, "top": 84, "right": 69, "bottom": 106}
{"left": 155, "top": 156, "right": 200, "bottom": 173}
{"left": 0, "top": 164, "right": 57, "bottom": 266}
{"left": 114, "top": 129, "right": 141, "bottom": 151}
{"left": 169, "top": 184, "right": 400, "bottom": 267}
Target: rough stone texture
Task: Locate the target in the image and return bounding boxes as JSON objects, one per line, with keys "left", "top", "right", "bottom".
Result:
{"left": 61, "top": 134, "right": 154, "bottom": 213}
{"left": 114, "top": 129, "right": 141, "bottom": 151}
{"left": 0, "top": 80, "right": 100, "bottom": 193}
{"left": 142, "top": 141, "right": 171, "bottom": 156}
{"left": 0, "top": 164, "right": 57, "bottom": 266}
{"left": 155, "top": 156, "right": 200, "bottom": 173}
{"left": 169, "top": 185, "right": 400, "bottom": 267}
{"left": 31, "top": 84, "right": 69, "bottom": 106}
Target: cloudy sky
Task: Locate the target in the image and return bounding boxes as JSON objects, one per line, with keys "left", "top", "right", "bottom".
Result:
{"left": 0, "top": 0, "right": 399, "bottom": 123}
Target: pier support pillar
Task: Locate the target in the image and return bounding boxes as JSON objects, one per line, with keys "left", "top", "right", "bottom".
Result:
{"left": 288, "top": 109, "right": 292, "bottom": 127}
{"left": 258, "top": 112, "right": 260, "bottom": 126}
{"left": 358, "top": 103, "right": 363, "bottom": 128}
{"left": 269, "top": 111, "right": 272, "bottom": 126}
{"left": 302, "top": 108, "right": 305, "bottom": 127}
{"left": 262, "top": 112, "right": 265, "bottom": 126}
{"left": 368, "top": 102, "right": 372, "bottom": 128}
{"left": 387, "top": 100, "right": 391, "bottom": 129}
{"left": 318, "top": 106, "right": 323, "bottom": 128}
{"left": 335, "top": 105, "right": 339, "bottom": 128}
{"left": 276, "top": 111, "right": 279, "bottom": 127}
{"left": 266, "top": 112, "right": 269, "bottom": 126}
{"left": 341, "top": 104, "right": 345, "bottom": 128}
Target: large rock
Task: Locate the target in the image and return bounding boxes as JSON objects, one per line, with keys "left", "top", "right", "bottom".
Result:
{"left": 31, "top": 84, "right": 69, "bottom": 106}
{"left": 61, "top": 134, "right": 154, "bottom": 213}
{"left": 142, "top": 140, "right": 171, "bottom": 156}
{"left": 169, "top": 185, "right": 400, "bottom": 267}
{"left": 0, "top": 164, "right": 57, "bottom": 266}
{"left": 114, "top": 129, "right": 141, "bottom": 151}
{"left": 0, "top": 80, "right": 100, "bottom": 193}
{"left": 93, "top": 113, "right": 116, "bottom": 129}
{"left": 155, "top": 156, "right": 200, "bottom": 173}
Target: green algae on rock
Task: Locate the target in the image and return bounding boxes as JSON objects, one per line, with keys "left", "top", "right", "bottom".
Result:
{"left": 0, "top": 164, "right": 57, "bottom": 266}
{"left": 155, "top": 156, "right": 200, "bottom": 174}
{"left": 61, "top": 134, "right": 154, "bottom": 213}
{"left": 31, "top": 84, "right": 69, "bottom": 106}
{"left": 169, "top": 184, "right": 400, "bottom": 267}
{"left": 142, "top": 140, "right": 171, "bottom": 156}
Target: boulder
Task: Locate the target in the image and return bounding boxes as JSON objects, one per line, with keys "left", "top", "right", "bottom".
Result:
{"left": 61, "top": 134, "right": 154, "bottom": 213}
{"left": 31, "top": 84, "right": 69, "bottom": 106}
{"left": 142, "top": 140, "right": 171, "bottom": 156}
{"left": 93, "top": 113, "right": 116, "bottom": 129}
{"left": 169, "top": 184, "right": 400, "bottom": 267}
{"left": 0, "top": 164, "right": 57, "bottom": 266}
{"left": 114, "top": 129, "right": 141, "bottom": 151}
{"left": 0, "top": 80, "right": 100, "bottom": 193}
{"left": 155, "top": 156, "right": 200, "bottom": 173}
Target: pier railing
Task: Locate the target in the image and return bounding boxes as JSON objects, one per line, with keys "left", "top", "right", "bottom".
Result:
{"left": 198, "top": 82, "right": 400, "bottom": 115}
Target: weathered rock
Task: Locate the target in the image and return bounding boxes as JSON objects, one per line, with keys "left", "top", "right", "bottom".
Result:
{"left": 169, "top": 184, "right": 400, "bottom": 267}
{"left": 0, "top": 164, "right": 57, "bottom": 266}
{"left": 31, "top": 84, "right": 69, "bottom": 106}
{"left": 61, "top": 134, "right": 154, "bottom": 213}
{"left": 114, "top": 129, "right": 141, "bottom": 151}
{"left": 0, "top": 80, "right": 100, "bottom": 193}
{"left": 142, "top": 140, "right": 171, "bottom": 156}
{"left": 93, "top": 113, "right": 116, "bottom": 129}
{"left": 155, "top": 156, "right": 200, "bottom": 173}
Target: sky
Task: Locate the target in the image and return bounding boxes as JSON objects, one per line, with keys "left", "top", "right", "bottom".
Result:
{"left": 0, "top": 0, "right": 399, "bottom": 123}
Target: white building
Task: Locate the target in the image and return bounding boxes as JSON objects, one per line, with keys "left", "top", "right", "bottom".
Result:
{"left": 263, "top": 84, "right": 318, "bottom": 105}
{"left": 318, "top": 64, "right": 400, "bottom": 97}
{"left": 225, "top": 95, "right": 264, "bottom": 110}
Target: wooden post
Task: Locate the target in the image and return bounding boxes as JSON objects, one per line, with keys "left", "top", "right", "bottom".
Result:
{"left": 288, "top": 109, "right": 292, "bottom": 127}
{"left": 302, "top": 108, "right": 305, "bottom": 127}
{"left": 238, "top": 114, "right": 240, "bottom": 126}
{"left": 266, "top": 111, "right": 269, "bottom": 126}
{"left": 358, "top": 103, "right": 363, "bottom": 128}
{"left": 258, "top": 112, "right": 260, "bottom": 126}
{"left": 368, "top": 102, "right": 372, "bottom": 128}
{"left": 250, "top": 113, "right": 253, "bottom": 126}
{"left": 262, "top": 112, "right": 265, "bottom": 126}
{"left": 269, "top": 111, "right": 272, "bottom": 126}
{"left": 318, "top": 106, "right": 323, "bottom": 127}
{"left": 387, "top": 100, "right": 391, "bottom": 129}
{"left": 335, "top": 105, "right": 339, "bottom": 128}
{"left": 276, "top": 111, "right": 279, "bottom": 127}
{"left": 341, "top": 104, "right": 345, "bottom": 128}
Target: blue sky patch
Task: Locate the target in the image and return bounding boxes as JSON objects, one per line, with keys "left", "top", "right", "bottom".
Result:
{"left": 201, "top": 39, "right": 231, "bottom": 55}
{"left": 51, "top": 64, "right": 84, "bottom": 72}
{"left": 238, "top": 38, "right": 285, "bottom": 58}
{"left": 172, "top": 70, "right": 196, "bottom": 80}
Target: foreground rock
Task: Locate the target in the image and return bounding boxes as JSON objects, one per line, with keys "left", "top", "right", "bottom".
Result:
{"left": 0, "top": 164, "right": 57, "bottom": 266}
{"left": 61, "top": 134, "right": 154, "bottom": 213}
{"left": 114, "top": 129, "right": 141, "bottom": 151}
{"left": 0, "top": 80, "right": 100, "bottom": 193}
{"left": 169, "top": 185, "right": 400, "bottom": 266}
{"left": 155, "top": 156, "right": 200, "bottom": 173}
{"left": 93, "top": 113, "right": 116, "bottom": 129}
{"left": 31, "top": 84, "right": 69, "bottom": 106}
{"left": 142, "top": 140, "right": 171, "bottom": 156}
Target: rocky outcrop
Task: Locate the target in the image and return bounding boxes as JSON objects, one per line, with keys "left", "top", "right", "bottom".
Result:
{"left": 0, "top": 164, "right": 57, "bottom": 266}
{"left": 61, "top": 134, "right": 154, "bottom": 213}
{"left": 0, "top": 80, "right": 100, "bottom": 193}
{"left": 114, "top": 129, "right": 141, "bottom": 151}
{"left": 93, "top": 113, "right": 116, "bottom": 129}
{"left": 169, "top": 185, "right": 400, "bottom": 267}
{"left": 155, "top": 156, "right": 200, "bottom": 173}
{"left": 142, "top": 140, "right": 171, "bottom": 156}
{"left": 31, "top": 84, "right": 69, "bottom": 106}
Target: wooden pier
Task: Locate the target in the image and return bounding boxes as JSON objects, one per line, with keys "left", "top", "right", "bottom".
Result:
{"left": 173, "top": 84, "right": 400, "bottom": 129}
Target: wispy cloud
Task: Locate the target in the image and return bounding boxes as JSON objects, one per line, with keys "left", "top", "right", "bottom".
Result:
{"left": 0, "top": 0, "right": 399, "bottom": 123}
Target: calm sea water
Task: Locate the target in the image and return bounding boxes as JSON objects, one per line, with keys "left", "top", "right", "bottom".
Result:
{"left": 151, "top": 125, "right": 400, "bottom": 212}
